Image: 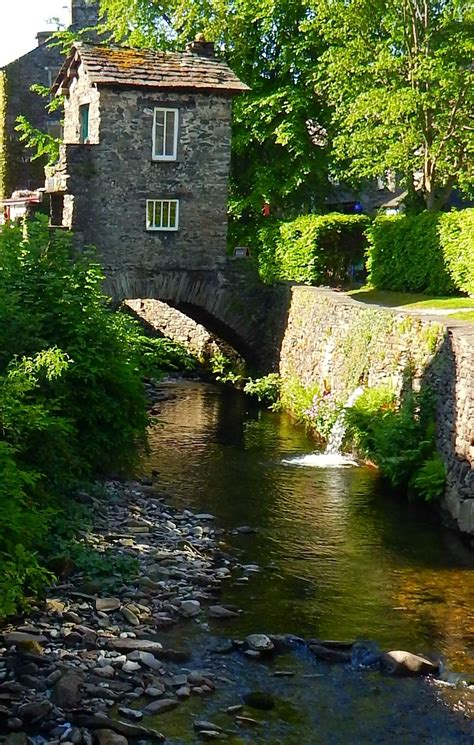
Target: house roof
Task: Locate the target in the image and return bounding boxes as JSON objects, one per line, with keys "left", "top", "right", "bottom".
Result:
{"left": 52, "top": 42, "right": 249, "bottom": 95}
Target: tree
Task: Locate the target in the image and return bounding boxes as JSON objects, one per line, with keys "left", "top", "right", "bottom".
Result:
{"left": 311, "top": 0, "right": 474, "bottom": 210}
{"left": 98, "top": 0, "right": 330, "bottom": 240}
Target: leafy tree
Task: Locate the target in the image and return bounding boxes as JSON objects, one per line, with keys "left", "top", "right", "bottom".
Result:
{"left": 311, "top": 0, "right": 474, "bottom": 210}
{"left": 98, "top": 0, "right": 330, "bottom": 239}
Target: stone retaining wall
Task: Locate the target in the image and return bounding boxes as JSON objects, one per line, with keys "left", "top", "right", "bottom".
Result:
{"left": 276, "top": 287, "right": 474, "bottom": 536}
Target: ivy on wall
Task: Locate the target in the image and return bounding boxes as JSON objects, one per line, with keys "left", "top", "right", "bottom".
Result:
{"left": 0, "top": 71, "right": 7, "bottom": 202}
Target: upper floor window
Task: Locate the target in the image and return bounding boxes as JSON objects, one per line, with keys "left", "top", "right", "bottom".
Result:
{"left": 79, "top": 104, "right": 89, "bottom": 143}
{"left": 152, "top": 108, "right": 179, "bottom": 160}
{"left": 146, "top": 199, "right": 179, "bottom": 231}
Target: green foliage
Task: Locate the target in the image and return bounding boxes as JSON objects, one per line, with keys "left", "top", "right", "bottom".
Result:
{"left": 120, "top": 318, "right": 197, "bottom": 378}
{"left": 0, "top": 216, "right": 148, "bottom": 615}
{"left": 0, "top": 70, "right": 7, "bottom": 201}
{"left": 256, "top": 213, "right": 369, "bottom": 285}
{"left": 345, "top": 385, "right": 444, "bottom": 501}
{"left": 209, "top": 351, "right": 246, "bottom": 384}
{"left": 410, "top": 453, "right": 446, "bottom": 502}
{"left": 367, "top": 210, "right": 474, "bottom": 295}
{"left": 437, "top": 210, "right": 474, "bottom": 296}
{"left": 98, "top": 0, "right": 330, "bottom": 242}
{"left": 313, "top": 0, "right": 474, "bottom": 210}
{"left": 15, "top": 115, "right": 60, "bottom": 166}
{"left": 244, "top": 373, "right": 282, "bottom": 404}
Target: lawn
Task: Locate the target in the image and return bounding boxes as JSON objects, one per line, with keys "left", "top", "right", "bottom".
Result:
{"left": 348, "top": 288, "right": 474, "bottom": 311}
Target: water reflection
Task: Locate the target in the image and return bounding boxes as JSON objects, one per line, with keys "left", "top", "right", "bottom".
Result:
{"left": 143, "top": 381, "right": 474, "bottom": 674}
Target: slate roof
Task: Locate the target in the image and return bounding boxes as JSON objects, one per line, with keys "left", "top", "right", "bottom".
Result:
{"left": 53, "top": 43, "right": 249, "bottom": 95}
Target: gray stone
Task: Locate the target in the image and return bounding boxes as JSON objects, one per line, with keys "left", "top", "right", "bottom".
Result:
{"left": 52, "top": 670, "right": 84, "bottom": 708}
{"left": 381, "top": 650, "right": 439, "bottom": 676}
{"left": 142, "top": 699, "right": 179, "bottom": 716}
{"left": 18, "top": 700, "right": 53, "bottom": 723}
{"left": 179, "top": 600, "right": 201, "bottom": 617}
{"left": 245, "top": 634, "right": 274, "bottom": 653}
{"left": 96, "top": 730, "right": 128, "bottom": 745}
{"left": 95, "top": 598, "right": 121, "bottom": 613}
{"left": 209, "top": 605, "right": 239, "bottom": 619}
{"left": 108, "top": 639, "right": 163, "bottom": 654}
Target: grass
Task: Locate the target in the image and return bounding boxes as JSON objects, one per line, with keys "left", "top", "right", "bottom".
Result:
{"left": 447, "top": 311, "right": 474, "bottom": 322}
{"left": 348, "top": 287, "right": 474, "bottom": 311}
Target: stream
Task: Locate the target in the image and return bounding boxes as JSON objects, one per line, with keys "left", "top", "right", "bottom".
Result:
{"left": 139, "top": 380, "right": 474, "bottom": 743}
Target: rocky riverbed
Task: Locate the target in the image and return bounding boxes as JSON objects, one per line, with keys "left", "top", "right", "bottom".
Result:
{"left": 0, "top": 475, "right": 473, "bottom": 744}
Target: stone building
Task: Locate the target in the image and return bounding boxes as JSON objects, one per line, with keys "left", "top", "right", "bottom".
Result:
{"left": 0, "top": 1, "right": 99, "bottom": 200}
{"left": 45, "top": 41, "right": 249, "bottom": 288}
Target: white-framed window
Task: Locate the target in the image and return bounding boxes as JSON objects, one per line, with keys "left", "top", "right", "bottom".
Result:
{"left": 146, "top": 199, "right": 180, "bottom": 231}
{"left": 152, "top": 107, "right": 179, "bottom": 160}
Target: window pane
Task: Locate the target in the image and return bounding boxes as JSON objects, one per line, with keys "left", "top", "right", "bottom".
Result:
{"left": 147, "top": 201, "right": 154, "bottom": 228}
{"left": 169, "top": 201, "right": 177, "bottom": 228}
{"left": 162, "top": 200, "right": 170, "bottom": 228}
{"left": 154, "top": 110, "right": 165, "bottom": 156}
{"left": 164, "top": 111, "right": 176, "bottom": 157}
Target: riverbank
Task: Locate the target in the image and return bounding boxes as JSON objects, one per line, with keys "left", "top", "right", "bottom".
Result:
{"left": 1, "top": 380, "right": 474, "bottom": 743}
{"left": 1, "top": 472, "right": 473, "bottom": 744}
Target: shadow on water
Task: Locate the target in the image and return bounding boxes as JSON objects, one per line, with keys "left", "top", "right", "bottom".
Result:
{"left": 141, "top": 380, "right": 474, "bottom": 743}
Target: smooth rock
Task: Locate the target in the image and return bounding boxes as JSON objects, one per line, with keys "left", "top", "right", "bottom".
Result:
{"left": 3, "top": 632, "right": 48, "bottom": 646}
{"left": 118, "top": 708, "right": 143, "bottom": 722}
{"left": 180, "top": 600, "right": 201, "bottom": 618}
{"left": 209, "top": 606, "right": 239, "bottom": 620}
{"left": 381, "top": 650, "right": 439, "bottom": 676}
{"left": 121, "top": 608, "right": 140, "bottom": 627}
{"left": 122, "top": 661, "right": 140, "bottom": 674}
{"left": 136, "top": 651, "right": 161, "bottom": 670}
{"left": 18, "top": 700, "right": 52, "bottom": 723}
{"left": 143, "top": 699, "right": 179, "bottom": 716}
{"left": 194, "top": 721, "right": 223, "bottom": 732}
{"left": 96, "top": 730, "right": 128, "bottom": 745}
{"left": 245, "top": 634, "right": 274, "bottom": 653}
{"left": 52, "top": 670, "right": 84, "bottom": 708}
{"left": 96, "top": 598, "right": 121, "bottom": 613}
{"left": 309, "top": 644, "right": 351, "bottom": 663}
{"left": 108, "top": 639, "right": 162, "bottom": 654}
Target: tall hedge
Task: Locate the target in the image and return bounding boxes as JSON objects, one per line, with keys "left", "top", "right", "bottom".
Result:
{"left": 367, "top": 209, "right": 474, "bottom": 295}
{"left": 256, "top": 213, "right": 369, "bottom": 285}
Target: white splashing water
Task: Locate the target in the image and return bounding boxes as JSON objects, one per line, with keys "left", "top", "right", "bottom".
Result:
{"left": 282, "top": 386, "right": 365, "bottom": 469}
{"left": 325, "top": 386, "right": 365, "bottom": 455}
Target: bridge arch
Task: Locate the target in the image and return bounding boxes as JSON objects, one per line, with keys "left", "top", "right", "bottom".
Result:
{"left": 104, "top": 264, "right": 279, "bottom": 369}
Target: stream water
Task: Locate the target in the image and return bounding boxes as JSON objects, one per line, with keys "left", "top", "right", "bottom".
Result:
{"left": 141, "top": 380, "right": 474, "bottom": 743}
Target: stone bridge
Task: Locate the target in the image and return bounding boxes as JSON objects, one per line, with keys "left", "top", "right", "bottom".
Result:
{"left": 103, "top": 261, "right": 284, "bottom": 368}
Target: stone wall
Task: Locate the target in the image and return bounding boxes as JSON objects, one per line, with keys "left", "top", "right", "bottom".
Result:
{"left": 275, "top": 287, "right": 474, "bottom": 536}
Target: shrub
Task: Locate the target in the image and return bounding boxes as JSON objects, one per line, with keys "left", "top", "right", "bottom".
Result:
{"left": 244, "top": 373, "right": 282, "bottom": 404}
{"left": 366, "top": 209, "right": 474, "bottom": 295}
{"left": 437, "top": 210, "right": 474, "bottom": 296}
{"left": 344, "top": 385, "right": 444, "bottom": 501}
{"left": 256, "top": 213, "right": 369, "bottom": 285}
{"left": 0, "top": 216, "right": 150, "bottom": 614}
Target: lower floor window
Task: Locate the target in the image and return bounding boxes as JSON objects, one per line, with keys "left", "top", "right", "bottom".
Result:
{"left": 146, "top": 199, "right": 179, "bottom": 231}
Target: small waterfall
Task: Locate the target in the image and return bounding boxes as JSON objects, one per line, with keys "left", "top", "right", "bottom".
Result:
{"left": 325, "top": 386, "right": 365, "bottom": 455}
{"left": 282, "top": 386, "right": 364, "bottom": 468}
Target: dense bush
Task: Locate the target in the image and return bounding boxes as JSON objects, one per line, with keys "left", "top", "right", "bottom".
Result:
{"left": 256, "top": 213, "right": 369, "bottom": 285}
{"left": 344, "top": 385, "right": 445, "bottom": 501}
{"left": 437, "top": 210, "right": 474, "bottom": 296}
{"left": 367, "top": 209, "right": 474, "bottom": 295}
{"left": 0, "top": 217, "right": 159, "bottom": 614}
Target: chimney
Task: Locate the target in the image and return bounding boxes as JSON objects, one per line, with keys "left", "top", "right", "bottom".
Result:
{"left": 70, "top": 0, "right": 100, "bottom": 31}
{"left": 36, "top": 31, "right": 53, "bottom": 47}
{"left": 186, "top": 34, "right": 215, "bottom": 58}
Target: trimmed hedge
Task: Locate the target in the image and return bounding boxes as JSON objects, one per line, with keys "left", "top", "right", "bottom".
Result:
{"left": 256, "top": 213, "right": 370, "bottom": 285}
{"left": 367, "top": 209, "right": 474, "bottom": 295}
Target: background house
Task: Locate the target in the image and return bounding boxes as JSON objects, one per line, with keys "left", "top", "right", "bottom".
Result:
{"left": 0, "top": 1, "right": 99, "bottom": 201}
